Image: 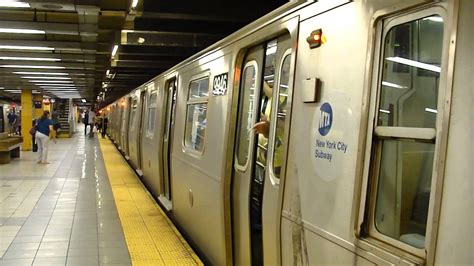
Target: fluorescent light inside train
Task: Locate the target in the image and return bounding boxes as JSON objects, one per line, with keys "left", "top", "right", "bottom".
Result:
{"left": 379, "top": 109, "right": 391, "bottom": 114}
{"left": 0, "top": 45, "right": 53, "bottom": 51}
{"left": 0, "top": 1, "right": 30, "bottom": 8}
{"left": 0, "top": 65, "right": 64, "bottom": 69}
{"left": 0, "top": 28, "right": 45, "bottom": 34}
{"left": 425, "top": 108, "right": 438, "bottom": 114}
{"left": 22, "top": 76, "right": 70, "bottom": 80}
{"left": 0, "top": 56, "right": 59, "bottom": 61}
{"left": 386, "top": 57, "right": 441, "bottom": 73}
{"left": 131, "top": 0, "right": 139, "bottom": 8}
{"left": 14, "top": 72, "right": 69, "bottom": 75}
{"left": 382, "top": 81, "right": 407, "bottom": 89}
{"left": 423, "top": 17, "right": 443, "bottom": 22}
{"left": 111, "top": 45, "right": 119, "bottom": 57}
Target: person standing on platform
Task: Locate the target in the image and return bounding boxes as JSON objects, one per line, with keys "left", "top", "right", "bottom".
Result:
{"left": 7, "top": 110, "right": 16, "bottom": 135}
{"left": 101, "top": 115, "right": 108, "bottom": 139}
{"left": 35, "top": 110, "right": 56, "bottom": 164}
{"left": 88, "top": 108, "right": 95, "bottom": 138}
{"left": 83, "top": 109, "right": 89, "bottom": 135}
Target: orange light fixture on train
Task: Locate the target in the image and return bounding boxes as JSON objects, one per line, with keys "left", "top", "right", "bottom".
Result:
{"left": 306, "top": 29, "right": 325, "bottom": 49}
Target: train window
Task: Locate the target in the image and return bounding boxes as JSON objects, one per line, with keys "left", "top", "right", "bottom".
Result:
{"left": 235, "top": 62, "right": 257, "bottom": 166}
{"left": 184, "top": 77, "right": 209, "bottom": 152}
{"left": 129, "top": 97, "right": 138, "bottom": 127}
{"left": 368, "top": 15, "right": 444, "bottom": 251}
{"left": 146, "top": 91, "right": 157, "bottom": 139}
{"left": 271, "top": 51, "right": 291, "bottom": 180}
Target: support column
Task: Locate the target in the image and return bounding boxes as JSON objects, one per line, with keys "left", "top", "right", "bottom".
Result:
{"left": 21, "top": 89, "right": 33, "bottom": 151}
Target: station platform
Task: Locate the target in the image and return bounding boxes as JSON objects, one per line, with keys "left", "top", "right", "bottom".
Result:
{"left": 0, "top": 127, "right": 202, "bottom": 266}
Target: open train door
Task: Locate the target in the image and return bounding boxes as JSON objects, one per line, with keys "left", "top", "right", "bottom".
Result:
{"left": 232, "top": 30, "right": 295, "bottom": 265}
{"left": 160, "top": 77, "right": 177, "bottom": 209}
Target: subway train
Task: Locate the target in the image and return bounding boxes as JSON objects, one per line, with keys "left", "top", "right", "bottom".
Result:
{"left": 103, "top": 0, "right": 473, "bottom": 265}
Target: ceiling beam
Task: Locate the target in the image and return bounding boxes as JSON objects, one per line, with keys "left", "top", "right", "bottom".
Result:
{"left": 120, "top": 30, "right": 221, "bottom": 47}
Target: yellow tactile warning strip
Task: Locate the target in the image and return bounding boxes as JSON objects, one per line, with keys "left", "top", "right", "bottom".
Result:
{"left": 98, "top": 137, "right": 203, "bottom": 266}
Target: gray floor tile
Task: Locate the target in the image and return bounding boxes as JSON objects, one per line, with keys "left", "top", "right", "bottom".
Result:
{"left": 2, "top": 250, "right": 37, "bottom": 259}
{"left": 33, "top": 257, "right": 66, "bottom": 265}
{"left": 7, "top": 241, "right": 40, "bottom": 251}
{"left": 0, "top": 258, "right": 34, "bottom": 266}
{"left": 66, "top": 257, "right": 99, "bottom": 266}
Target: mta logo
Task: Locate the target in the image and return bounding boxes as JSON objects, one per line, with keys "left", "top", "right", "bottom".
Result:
{"left": 318, "top": 102, "right": 333, "bottom": 136}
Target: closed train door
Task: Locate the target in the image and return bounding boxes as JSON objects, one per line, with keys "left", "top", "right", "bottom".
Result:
{"left": 121, "top": 97, "right": 131, "bottom": 157}
{"left": 161, "top": 77, "right": 177, "bottom": 205}
{"left": 0, "top": 105, "right": 4, "bottom": 133}
{"left": 232, "top": 33, "right": 294, "bottom": 266}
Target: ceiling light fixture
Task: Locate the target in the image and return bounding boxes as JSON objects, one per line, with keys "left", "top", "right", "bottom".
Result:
{"left": 0, "top": 56, "right": 59, "bottom": 61}
{"left": 0, "top": 45, "right": 53, "bottom": 51}
{"left": 41, "top": 87, "right": 78, "bottom": 89}
{"left": 30, "top": 80, "right": 73, "bottom": 83}
{"left": 14, "top": 72, "right": 69, "bottom": 75}
{"left": 106, "top": 69, "right": 110, "bottom": 76}
{"left": 131, "top": 0, "right": 139, "bottom": 9}
{"left": 22, "top": 76, "right": 70, "bottom": 80}
{"left": 0, "top": 1, "right": 30, "bottom": 8}
{"left": 0, "top": 28, "right": 45, "bottom": 34}
{"left": 0, "top": 65, "right": 64, "bottom": 69}
{"left": 39, "top": 84, "right": 79, "bottom": 87}
{"left": 111, "top": 45, "right": 119, "bottom": 58}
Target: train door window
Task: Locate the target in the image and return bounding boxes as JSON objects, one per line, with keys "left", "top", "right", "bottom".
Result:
{"left": 184, "top": 77, "right": 209, "bottom": 152}
{"left": 130, "top": 97, "right": 138, "bottom": 126}
{"left": 0, "top": 106, "right": 4, "bottom": 133}
{"left": 235, "top": 61, "right": 258, "bottom": 167}
{"left": 367, "top": 14, "right": 444, "bottom": 253}
{"left": 146, "top": 90, "right": 157, "bottom": 139}
{"left": 270, "top": 50, "right": 291, "bottom": 180}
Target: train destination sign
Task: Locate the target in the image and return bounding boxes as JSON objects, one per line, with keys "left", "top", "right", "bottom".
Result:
{"left": 212, "top": 73, "right": 228, "bottom": 96}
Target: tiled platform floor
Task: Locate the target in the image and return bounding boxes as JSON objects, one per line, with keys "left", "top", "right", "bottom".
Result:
{"left": 0, "top": 129, "right": 131, "bottom": 266}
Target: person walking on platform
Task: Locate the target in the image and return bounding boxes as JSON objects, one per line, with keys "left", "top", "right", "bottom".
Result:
{"left": 35, "top": 110, "right": 56, "bottom": 164}
{"left": 83, "top": 109, "right": 90, "bottom": 135}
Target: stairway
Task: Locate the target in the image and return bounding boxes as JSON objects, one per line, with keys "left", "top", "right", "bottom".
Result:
{"left": 54, "top": 99, "right": 72, "bottom": 138}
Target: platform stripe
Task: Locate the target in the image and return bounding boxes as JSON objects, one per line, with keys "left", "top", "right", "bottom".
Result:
{"left": 98, "top": 137, "right": 203, "bottom": 266}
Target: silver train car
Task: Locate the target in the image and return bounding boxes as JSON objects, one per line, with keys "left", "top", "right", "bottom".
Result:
{"left": 104, "top": 0, "right": 473, "bottom": 265}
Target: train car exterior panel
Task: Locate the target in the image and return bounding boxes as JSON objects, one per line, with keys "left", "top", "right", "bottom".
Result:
{"left": 128, "top": 88, "right": 145, "bottom": 171}
{"left": 140, "top": 78, "right": 165, "bottom": 199}
{"left": 101, "top": 0, "right": 473, "bottom": 265}
{"left": 170, "top": 54, "right": 234, "bottom": 264}
{"left": 434, "top": 0, "right": 473, "bottom": 264}
{"left": 282, "top": 2, "right": 371, "bottom": 263}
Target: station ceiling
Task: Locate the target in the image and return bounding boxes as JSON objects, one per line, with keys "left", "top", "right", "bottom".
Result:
{"left": 0, "top": 0, "right": 288, "bottom": 105}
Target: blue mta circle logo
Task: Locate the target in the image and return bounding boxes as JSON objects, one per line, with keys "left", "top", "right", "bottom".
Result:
{"left": 318, "top": 102, "right": 333, "bottom": 136}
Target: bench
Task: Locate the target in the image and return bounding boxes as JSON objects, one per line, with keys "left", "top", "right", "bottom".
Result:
{"left": 0, "top": 133, "right": 23, "bottom": 164}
